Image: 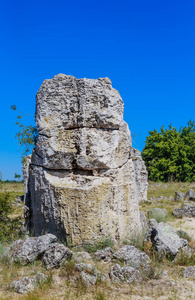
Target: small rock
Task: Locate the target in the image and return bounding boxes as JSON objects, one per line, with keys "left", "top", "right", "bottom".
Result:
{"left": 94, "top": 247, "right": 114, "bottom": 261}
{"left": 183, "top": 266, "right": 195, "bottom": 278}
{"left": 173, "top": 205, "right": 195, "bottom": 218}
{"left": 174, "top": 191, "right": 185, "bottom": 202}
{"left": 185, "top": 189, "right": 195, "bottom": 201}
{"left": 109, "top": 264, "right": 141, "bottom": 284}
{"left": 168, "top": 196, "right": 174, "bottom": 201}
{"left": 145, "top": 220, "right": 188, "bottom": 259}
{"left": 76, "top": 263, "right": 106, "bottom": 286}
{"left": 113, "top": 245, "right": 150, "bottom": 272}
{"left": 9, "top": 273, "right": 47, "bottom": 294}
{"left": 80, "top": 271, "right": 97, "bottom": 286}
{"left": 42, "top": 243, "right": 73, "bottom": 269}
{"left": 157, "top": 196, "right": 164, "bottom": 201}
{"left": 15, "top": 196, "right": 24, "bottom": 203}
{"left": 73, "top": 251, "right": 91, "bottom": 262}
{"left": 75, "top": 263, "right": 94, "bottom": 273}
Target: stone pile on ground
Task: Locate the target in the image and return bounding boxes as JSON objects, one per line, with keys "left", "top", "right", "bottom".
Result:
{"left": 8, "top": 234, "right": 73, "bottom": 268}
{"left": 23, "top": 74, "right": 148, "bottom": 244}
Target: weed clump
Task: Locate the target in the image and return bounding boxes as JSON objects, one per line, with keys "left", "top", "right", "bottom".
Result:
{"left": 176, "top": 230, "right": 191, "bottom": 242}
{"left": 81, "top": 238, "right": 114, "bottom": 254}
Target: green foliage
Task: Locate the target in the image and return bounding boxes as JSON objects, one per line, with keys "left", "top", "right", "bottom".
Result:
{"left": 0, "top": 192, "right": 12, "bottom": 216}
{"left": 0, "top": 192, "right": 23, "bottom": 242}
{"left": 11, "top": 105, "right": 38, "bottom": 158}
{"left": 14, "top": 173, "right": 21, "bottom": 181}
{"left": 142, "top": 121, "right": 195, "bottom": 182}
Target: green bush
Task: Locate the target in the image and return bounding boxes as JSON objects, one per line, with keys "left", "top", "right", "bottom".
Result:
{"left": 0, "top": 192, "right": 23, "bottom": 243}
{"left": 142, "top": 121, "right": 195, "bottom": 182}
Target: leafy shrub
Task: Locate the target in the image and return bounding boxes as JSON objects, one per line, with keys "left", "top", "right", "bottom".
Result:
{"left": 142, "top": 121, "right": 195, "bottom": 182}
{"left": 147, "top": 208, "right": 167, "bottom": 223}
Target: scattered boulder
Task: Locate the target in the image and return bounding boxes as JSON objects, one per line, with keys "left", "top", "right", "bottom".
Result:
{"left": 42, "top": 243, "right": 73, "bottom": 269}
{"left": 75, "top": 263, "right": 94, "bottom": 273}
{"left": 94, "top": 247, "right": 114, "bottom": 261}
{"left": 80, "top": 271, "right": 97, "bottom": 286}
{"left": 145, "top": 219, "right": 188, "bottom": 259}
{"left": 76, "top": 263, "right": 106, "bottom": 286}
{"left": 147, "top": 208, "right": 167, "bottom": 222}
{"left": 113, "top": 245, "right": 150, "bottom": 272}
{"left": 183, "top": 266, "right": 195, "bottom": 278}
{"left": 8, "top": 234, "right": 57, "bottom": 264}
{"left": 173, "top": 205, "right": 195, "bottom": 218}
{"left": 168, "top": 196, "right": 174, "bottom": 201}
{"left": 185, "top": 189, "right": 195, "bottom": 201}
{"left": 109, "top": 264, "right": 141, "bottom": 284}
{"left": 73, "top": 251, "right": 91, "bottom": 262}
{"left": 174, "top": 191, "right": 185, "bottom": 202}
{"left": 9, "top": 273, "right": 47, "bottom": 294}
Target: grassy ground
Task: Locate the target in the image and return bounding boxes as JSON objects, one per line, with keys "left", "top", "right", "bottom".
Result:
{"left": 0, "top": 181, "right": 194, "bottom": 300}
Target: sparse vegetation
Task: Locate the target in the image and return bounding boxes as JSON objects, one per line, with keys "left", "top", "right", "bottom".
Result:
{"left": 80, "top": 237, "right": 114, "bottom": 254}
{"left": 0, "top": 181, "right": 195, "bottom": 299}
{"left": 176, "top": 230, "right": 192, "bottom": 242}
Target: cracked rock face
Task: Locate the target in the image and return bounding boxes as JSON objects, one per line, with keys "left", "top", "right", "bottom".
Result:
{"left": 24, "top": 74, "right": 148, "bottom": 244}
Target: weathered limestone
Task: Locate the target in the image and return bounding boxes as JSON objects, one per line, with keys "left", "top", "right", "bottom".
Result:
{"left": 24, "top": 74, "right": 148, "bottom": 244}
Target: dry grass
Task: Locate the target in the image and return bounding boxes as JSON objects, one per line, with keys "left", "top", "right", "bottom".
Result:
{"left": 0, "top": 181, "right": 195, "bottom": 299}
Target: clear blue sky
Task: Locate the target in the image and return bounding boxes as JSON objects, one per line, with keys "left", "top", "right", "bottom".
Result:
{"left": 0, "top": 0, "right": 195, "bottom": 180}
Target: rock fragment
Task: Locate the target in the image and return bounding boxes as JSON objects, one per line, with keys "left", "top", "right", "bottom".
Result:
{"left": 183, "top": 266, "right": 195, "bottom": 278}
{"left": 8, "top": 234, "right": 57, "bottom": 264}
{"left": 173, "top": 205, "right": 195, "bottom": 218}
{"left": 42, "top": 243, "right": 73, "bottom": 269}
{"left": 145, "top": 219, "right": 188, "bottom": 259}
{"left": 174, "top": 191, "right": 185, "bottom": 202}
{"left": 9, "top": 273, "right": 47, "bottom": 294}
{"left": 94, "top": 247, "right": 114, "bottom": 261}
{"left": 113, "top": 245, "right": 150, "bottom": 272}
{"left": 185, "top": 189, "right": 195, "bottom": 201}
{"left": 109, "top": 264, "right": 141, "bottom": 284}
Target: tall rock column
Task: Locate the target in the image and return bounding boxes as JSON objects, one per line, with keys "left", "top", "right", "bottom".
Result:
{"left": 24, "top": 74, "right": 148, "bottom": 244}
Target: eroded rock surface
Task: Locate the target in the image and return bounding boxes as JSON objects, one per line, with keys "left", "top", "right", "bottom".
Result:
{"left": 24, "top": 74, "right": 148, "bottom": 244}
{"left": 9, "top": 273, "right": 47, "bottom": 294}
{"left": 42, "top": 243, "right": 73, "bottom": 269}
{"left": 173, "top": 205, "right": 195, "bottom": 218}
{"left": 8, "top": 234, "right": 57, "bottom": 264}
{"left": 109, "top": 264, "right": 142, "bottom": 284}
{"left": 145, "top": 219, "right": 188, "bottom": 259}
{"left": 113, "top": 245, "right": 151, "bottom": 272}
